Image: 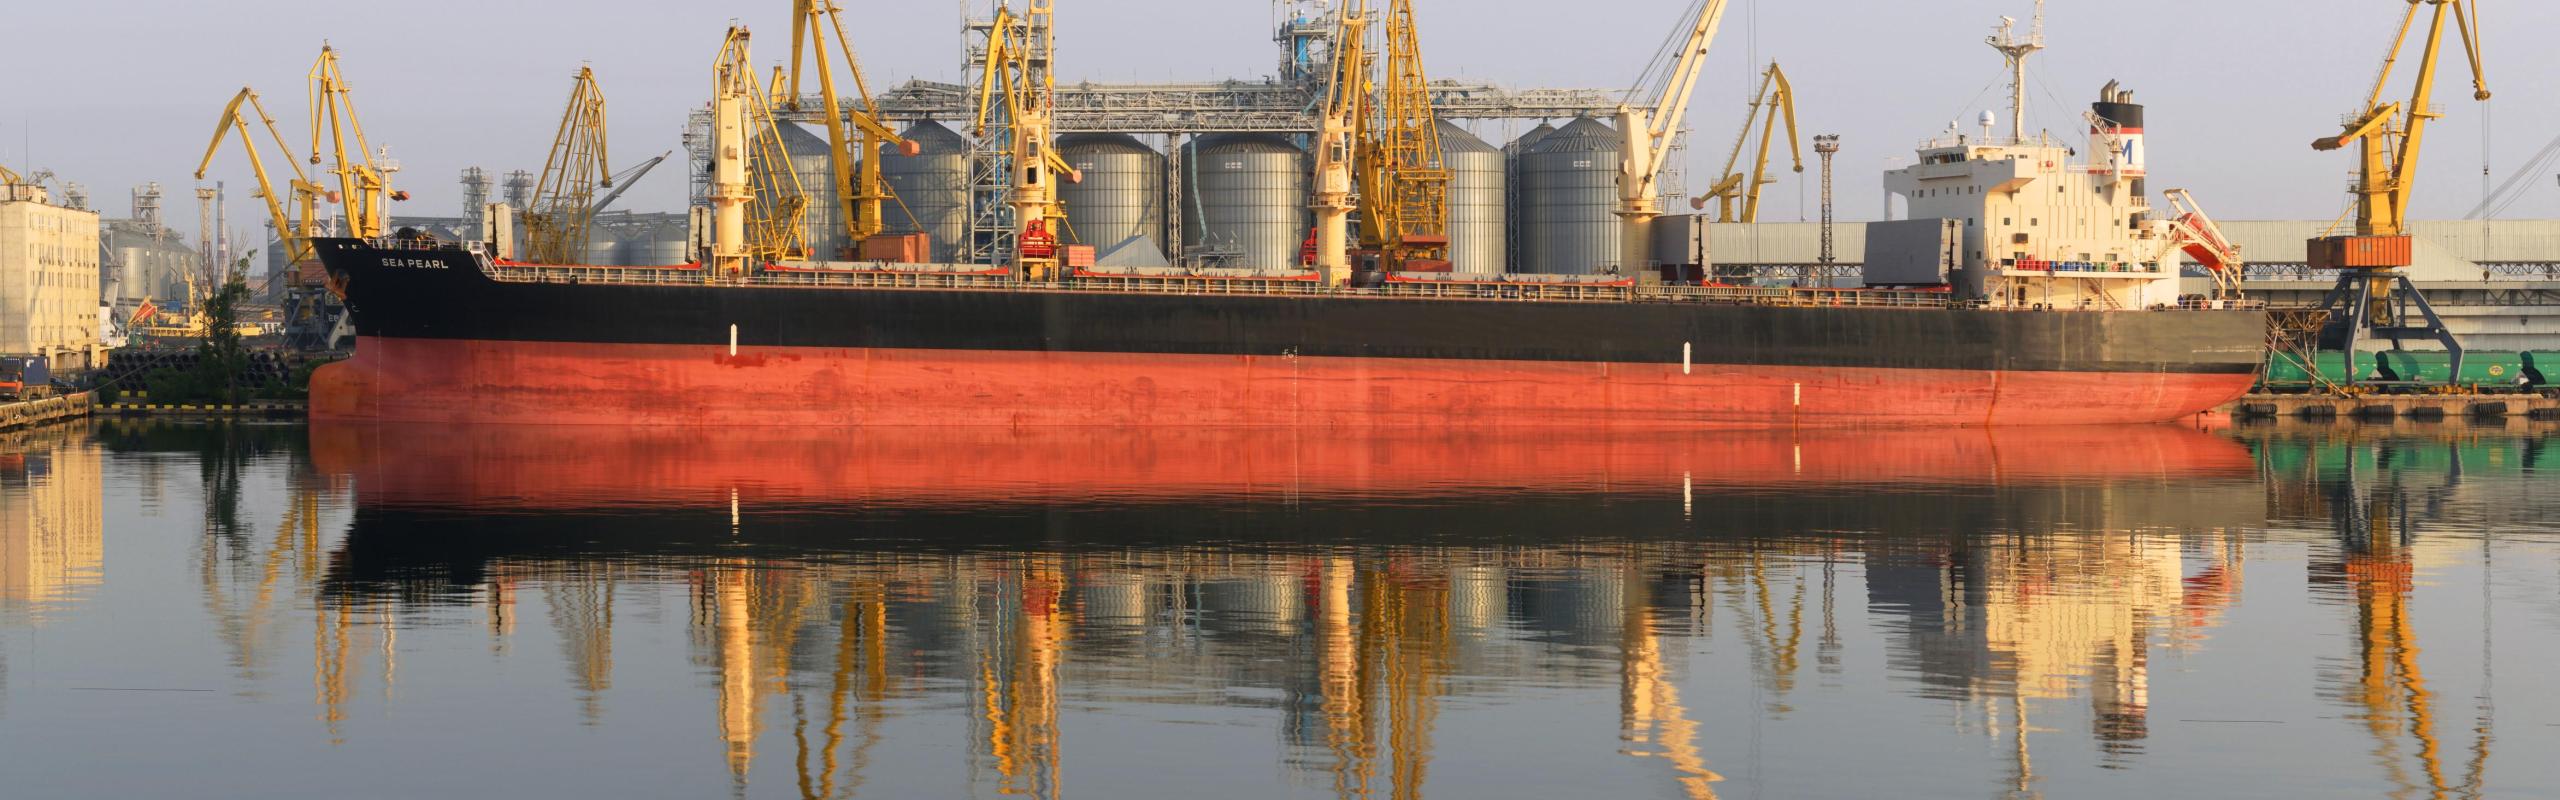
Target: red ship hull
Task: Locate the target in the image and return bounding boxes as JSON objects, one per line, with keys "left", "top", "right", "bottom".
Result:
{"left": 311, "top": 336, "right": 2255, "bottom": 428}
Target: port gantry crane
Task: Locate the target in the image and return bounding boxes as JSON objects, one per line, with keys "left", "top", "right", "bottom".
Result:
{"left": 974, "top": 0, "right": 1081, "bottom": 280}
{"left": 2308, "top": 0, "right": 2489, "bottom": 387}
{"left": 788, "top": 0, "right": 917, "bottom": 259}
{"left": 1313, "top": 0, "right": 1452, "bottom": 285}
{"left": 1694, "top": 62, "right": 1801, "bottom": 224}
{"left": 523, "top": 67, "right": 612, "bottom": 266}
{"left": 306, "top": 46, "right": 406, "bottom": 241}
{"left": 705, "top": 26, "right": 813, "bottom": 275}
{"left": 1618, "top": 0, "right": 1730, "bottom": 277}
{"left": 1357, "top": 0, "right": 1451, "bottom": 273}
{"left": 195, "top": 87, "right": 324, "bottom": 270}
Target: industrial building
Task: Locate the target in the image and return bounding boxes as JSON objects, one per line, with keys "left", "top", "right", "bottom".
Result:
{"left": 0, "top": 181, "right": 104, "bottom": 371}
{"left": 99, "top": 184, "right": 200, "bottom": 311}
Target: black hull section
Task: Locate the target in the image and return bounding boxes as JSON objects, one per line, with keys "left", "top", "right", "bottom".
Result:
{"left": 317, "top": 239, "right": 2265, "bottom": 377}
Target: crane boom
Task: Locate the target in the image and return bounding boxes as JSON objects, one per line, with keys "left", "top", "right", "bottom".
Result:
{"left": 1357, "top": 0, "right": 1450, "bottom": 270}
{"left": 195, "top": 87, "right": 322, "bottom": 269}
{"left": 590, "top": 151, "right": 672, "bottom": 217}
{"left": 1618, "top": 0, "right": 1729, "bottom": 276}
{"left": 2311, "top": 0, "right": 2489, "bottom": 251}
{"left": 524, "top": 67, "right": 612, "bottom": 265}
{"left": 1695, "top": 63, "right": 1802, "bottom": 223}
{"left": 789, "top": 0, "right": 916, "bottom": 258}
{"left": 306, "top": 46, "right": 403, "bottom": 240}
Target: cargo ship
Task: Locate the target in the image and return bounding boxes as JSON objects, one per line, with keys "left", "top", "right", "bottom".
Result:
{"left": 308, "top": 34, "right": 2264, "bottom": 429}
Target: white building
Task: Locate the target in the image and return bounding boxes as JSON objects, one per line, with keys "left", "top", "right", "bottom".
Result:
{"left": 0, "top": 184, "right": 105, "bottom": 370}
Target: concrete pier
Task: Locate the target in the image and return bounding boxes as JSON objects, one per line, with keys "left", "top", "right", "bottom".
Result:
{"left": 0, "top": 392, "right": 95, "bottom": 431}
{"left": 2222, "top": 392, "right": 2560, "bottom": 422}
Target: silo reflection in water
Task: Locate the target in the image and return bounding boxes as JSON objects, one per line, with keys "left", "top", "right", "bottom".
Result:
{"left": 1201, "top": 571, "right": 1303, "bottom": 636}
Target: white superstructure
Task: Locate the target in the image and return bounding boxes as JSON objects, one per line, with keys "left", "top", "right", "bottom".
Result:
{"left": 1871, "top": 10, "right": 2202, "bottom": 311}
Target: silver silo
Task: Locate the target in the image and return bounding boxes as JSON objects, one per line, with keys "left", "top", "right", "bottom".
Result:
{"left": 1518, "top": 117, "right": 1621, "bottom": 275}
{"left": 1058, "top": 133, "right": 1170, "bottom": 267}
{"left": 880, "top": 121, "right": 971, "bottom": 262}
{"left": 1180, "top": 133, "right": 1308, "bottom": 271}
{"left": 1440, "top": 121, "right": 1506, "bottom": 276}
{"left": 582, "top": 236, "right": 625, "bottom": 267}
{"left": 1504, "top": 122, "right": 1556, "bottom": 273}
{"left": 770, "top": 122, "right": 844, "bottom": 260}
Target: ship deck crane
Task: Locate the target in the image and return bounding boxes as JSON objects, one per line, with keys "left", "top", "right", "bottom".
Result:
{"left": 1618, "top": 0, "right": 1730, "bottom": 277}
{"left": 195, "top": 87, "right": 323, "bottom": 269}
{"left": 306, "top": 46, "right": 405, "bottom": 240}
{"left": 2307, "top": 0, "right": 2489, "bottom": 387}
{"left": 706, "top": 26, "right": 813, "bottom": 274}
{"left": 1356, "top": 0, "right": 1450, "bottom": 272}
{"left": 973, "top": 1, "right": 1080, "bottom": 280}
{"left": 1309, "top": 2, "right": 1371, "bottom": 285}
{"left": 2156, "top": 188, "right": 2245, "bottom": 300}
{"left": 1694, "top": 63, "right": 1801, "bottom": 224}
{"left": 788, "top": 0, "right": 917, "bottom": 258}
{"left": 524, "top": 67, "right": 612, "bottom": 266}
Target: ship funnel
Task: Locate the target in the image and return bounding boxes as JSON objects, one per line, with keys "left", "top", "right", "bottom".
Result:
{"left": 2091, "top": 80, "right": 2147, "bottom": 193}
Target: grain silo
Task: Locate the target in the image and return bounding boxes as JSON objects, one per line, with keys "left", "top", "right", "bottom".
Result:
{"left": 879, "top": 121, "right": 971, "bottom": 262}
{"left": 1439, "top": 121, "right": 1505, "bottom": 276}
{"left": 1518, "top": 116, "right": 1621, "bottom": 274}
{"left": 1505, "top": 122, "right": 1556, "bottom": 273}
{"left": 1180, "top": 133, "right": 1308, "bottom": 271}
{"left": 1058, "top": 133, "right": 1170, "bottom": 267}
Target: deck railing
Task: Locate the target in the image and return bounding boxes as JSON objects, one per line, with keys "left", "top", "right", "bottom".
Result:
{"left": 476, "top": 259, "right": 2262, "bottom": 312}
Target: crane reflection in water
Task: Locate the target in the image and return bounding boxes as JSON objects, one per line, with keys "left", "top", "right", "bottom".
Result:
{"left": 7, "top": 420, "right": 2553, "bottom": 798}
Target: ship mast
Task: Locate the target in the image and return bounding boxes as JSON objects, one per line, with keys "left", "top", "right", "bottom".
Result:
{"left": 1986, "top": 0, "right": 2044, "bottom": 143}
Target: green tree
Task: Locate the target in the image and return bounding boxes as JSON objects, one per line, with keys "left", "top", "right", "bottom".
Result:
{"left": 146, "top": 257, "right": 261, "bottom": 404}
{"left": 195, "top": 259, "right": 255, "bottom": 402}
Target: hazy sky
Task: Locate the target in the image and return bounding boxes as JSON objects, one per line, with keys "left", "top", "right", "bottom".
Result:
{"left": 4, "top": 0, "right": 2555, "bottom": 237}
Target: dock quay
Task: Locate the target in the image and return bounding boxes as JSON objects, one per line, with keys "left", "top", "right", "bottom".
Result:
{"left": 100, "top": 400, "right": 307, "bottom": 419}
{"left": 0, "top": 392, "right": 96, "bottom": 431}
{"left": 2223, "top": 393, "right": 2560, "bottom": 422}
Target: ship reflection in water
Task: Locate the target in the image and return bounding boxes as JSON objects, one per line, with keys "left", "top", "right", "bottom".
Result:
{"left": 5, "top": 422, "right": 2560, "bottom": 799}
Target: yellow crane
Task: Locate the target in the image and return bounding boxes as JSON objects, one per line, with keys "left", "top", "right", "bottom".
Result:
{"left": 2306, "top": 0, "right": 2490, "bottom": 386}
{"left": 1356, "top": 0, "right": 1450, "bottom": 270}
{"left": 524, "top": 67, "right": 612, "bottom": 265}
{"left": 0, "top": 164, "right": 51, "bottom": 203}
{"left": 1309, "top": 2, "right": 1372, "bottom": 285}
{"left": 305, "top": 46, "right": 405, "bottom": 240}
{"left": 2312, "top": 0, "right": 2489, "bottom": 257}
{"left": 1694, "top": 63, "right": 1801, "bottom": 224}
{"left": 788, "top": 0, "right": 917, "bottom": 258}
{"left": 706, "top": 26, "right": 810, "bottom": 274}
{"left": 974, "top": 1, "right": 1080, "bottom": 279}
{"left": 1617, "top": 0, "right": 1730, "bottom": 275}
{"left": 195, "top": 87, "right": 323, "bottom": 269}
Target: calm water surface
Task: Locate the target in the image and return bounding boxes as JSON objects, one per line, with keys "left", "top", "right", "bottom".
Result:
{"left": 4, "top": 421, "right": 2559, "bottom": 799}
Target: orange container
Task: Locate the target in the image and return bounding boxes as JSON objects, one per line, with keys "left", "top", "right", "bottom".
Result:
{"left": 2306, "top": 235, "right": 2412, "bottom": 270}
{"left": 857, "top": 233, "right": 930, "bottom": 263}
{"left": 1061, "top": 245, "right": 1097, "bottom": 269}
